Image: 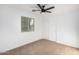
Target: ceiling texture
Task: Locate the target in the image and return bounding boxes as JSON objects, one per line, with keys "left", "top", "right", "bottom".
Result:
{"left": 2, "top": 4, "right": 79, "bottom": 14}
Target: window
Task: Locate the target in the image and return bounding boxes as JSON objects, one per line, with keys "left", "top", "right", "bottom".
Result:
{"left": 21, "top": 16, "right": 34, "bottom": 32}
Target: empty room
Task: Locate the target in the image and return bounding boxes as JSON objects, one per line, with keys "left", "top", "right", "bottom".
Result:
{"left": 0, "top": 4, "right": 79, "bottom": 55}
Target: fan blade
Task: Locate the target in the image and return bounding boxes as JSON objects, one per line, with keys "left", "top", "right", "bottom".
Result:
{"left": 37, "top": 4, "right": 43, "bottom": 9}
{"left": 46, "top": 11, "right": 52, "bottom": 13}
{"left": 45, "top": 6, "right": 55, "bottom": 10}
{"left": 32, "top": 10, "right": 41, "bottom": 12}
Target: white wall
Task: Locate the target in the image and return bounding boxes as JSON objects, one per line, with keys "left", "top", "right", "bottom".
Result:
{"left": 43, "top": 4, "right": 79, "bottom": 48}
{"left": 41, "top": 14, "right": 49, "bottom": 39}
{"left": 0, "top": 4, "right": 79, "bottom": 52}
{"left": 0, "top": 5, "right": 43, "bottom": 52}
{"left": 57, "top": 11, "right": 79, "bottom": 48}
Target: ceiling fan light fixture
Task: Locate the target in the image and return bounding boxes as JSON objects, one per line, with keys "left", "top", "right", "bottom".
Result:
{"left": 32, "top": 4, "right": 55, "bottom": 13}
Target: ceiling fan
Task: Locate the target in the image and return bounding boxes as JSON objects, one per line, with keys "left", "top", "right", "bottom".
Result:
{"left": 32, "top": 4, "right": 55, "bottom": 13}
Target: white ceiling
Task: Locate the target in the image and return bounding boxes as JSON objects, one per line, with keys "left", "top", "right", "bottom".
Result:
{"left": 2, "top": 4, "right": 79, "bottom": 14}
{"left": 5, "top": 4, "right": 37, "bottom": 11}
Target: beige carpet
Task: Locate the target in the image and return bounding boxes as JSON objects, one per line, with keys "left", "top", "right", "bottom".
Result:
{"left": 1, "top": 39, "right": 79, "bottom": 55}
